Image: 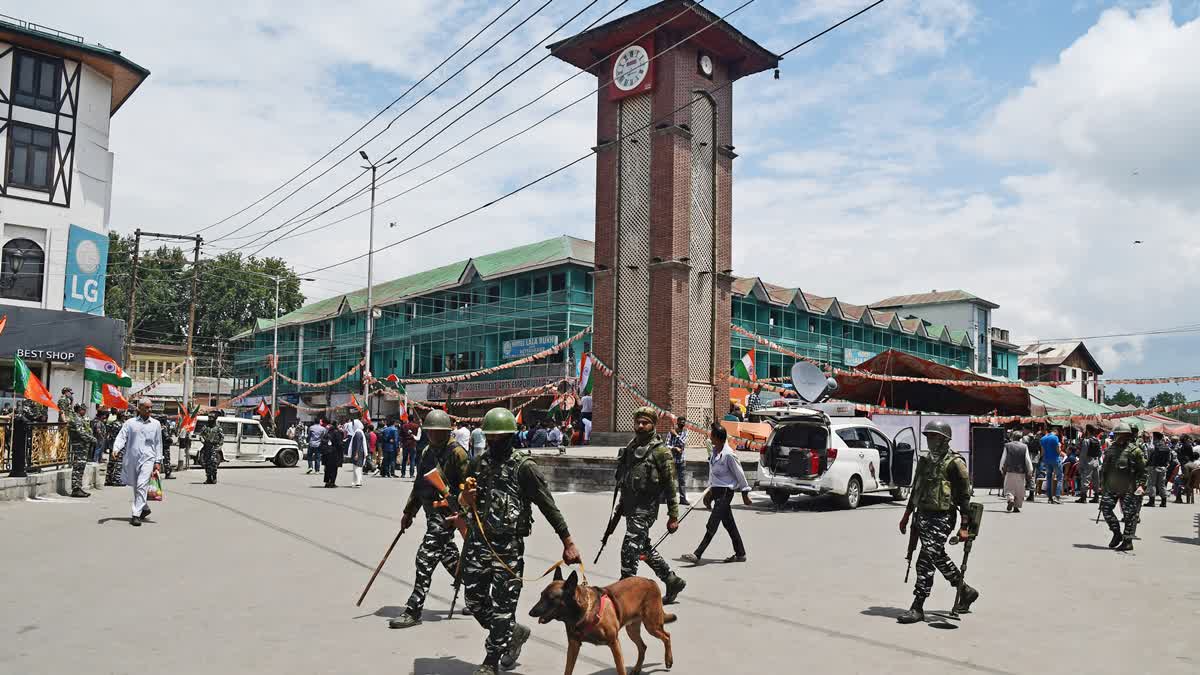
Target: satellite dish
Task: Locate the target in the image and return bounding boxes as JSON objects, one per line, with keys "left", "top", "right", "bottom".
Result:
{"left": 791, "top": 362, "right": 831, "bottom": 402}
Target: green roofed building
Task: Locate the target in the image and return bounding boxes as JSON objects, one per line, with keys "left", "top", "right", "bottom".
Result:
{"left": 231, "top": 236, "right": 1002, "bottom": 418}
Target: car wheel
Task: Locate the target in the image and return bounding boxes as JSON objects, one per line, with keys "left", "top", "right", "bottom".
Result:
{"left": 277, "top": 448, "right": 299, "bottom": 468}
{"left": 890, "top": 486, "right": 910, "bottom": 501}
{"left": 840, "top": 476, "right": 862, "bottom": 510}
{"left": 768, "top": 490, "right": 790, "bottom": 506}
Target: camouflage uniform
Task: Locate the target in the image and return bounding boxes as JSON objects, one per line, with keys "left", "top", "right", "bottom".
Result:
{"left": 1144, "top": 438, "right": 1172, "bottom": 506}
{"left": 201, "top": 422, "right": 224, "bottom": 483}
{"left": 1100, "top": 436, "right": 1147, "bottom": 547}
{"left": 399, "top": 437, "right": 470, "bottom": 619}
{"left": 462, "top": 444, "right": 569, "bottom": 668}
{"left": 906, "top": 445, "right": 973, "bottom": 602}
{"left": 617, "top": 432, "right": 681, "bottom": 585}
{"left": 160, "top": 422, "right": 174, "bottom": 479}
{"left": 56, "top": 393, "right": 74, "bottom": 417}
{"left": 66, "top": 409, "right": 95, "bottom": 494}
{"left": 104, "top": 415, "right": 125, "bottom": 486}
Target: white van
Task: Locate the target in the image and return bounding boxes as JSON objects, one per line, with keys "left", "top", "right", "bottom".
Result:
{"left": 188, "top": 417, "right": 300, "bottom": 468}
{"left": 753, "top": 404, "right": 917, "bottom": 509}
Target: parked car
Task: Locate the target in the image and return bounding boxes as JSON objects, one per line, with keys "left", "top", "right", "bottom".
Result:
{"left": 189, "top": 417, "right": 299, "bottom": 468}
{"left": 754, "top": 403, "right": 917, "bottom": 509}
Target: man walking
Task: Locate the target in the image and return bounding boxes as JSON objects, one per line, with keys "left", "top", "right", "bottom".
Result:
{"left": 200, "top": 412, "right": 223, "bottom": 484}
{"left": 307, "top": 417, "right": 327, "bottom": 475}
{"left": 1099, "top": 422, "right": 1147, "bottom": 551}
{"left": 616, "top": 407, "right": 686, "bottom": 604}
{"left": 67, "top": 403, "right": 95, "bottom": 498}
{"left": 682, "top": 424, "right": 750, "bottom": 564}
{"left": 112, "top": 399, "right": 163, "bottom": 527}
{"left": 379, "top": 418, "right": 400, "bottom": 478}
{"left": 459, "top": 408, "right": 581, "bottom": 674}
{"left": 1075, "top": 427, "right": 1102, "bottom": 503}
{"left": 1000, "top": 430, "right": 1032, "bottom": 512}
{"left": 389, "top": 410, "right": 470, "bottom": 630}
{"left": 470, "top": 422, "right": 486, "bottom": 460}
{"left": 401, "top": 417, "right": 420, "bottom": 477}
{"left": 666, "top": 417, "right": 690, "bottom": 506}
{"left": 897, "top": 421, "right": 978, "bottom": 624}
{"left": 1145, "top": 431, "right": 1172, "bottom": 508}
{"left": 1040, "top": 428, "right": 1063, "bottom": 504}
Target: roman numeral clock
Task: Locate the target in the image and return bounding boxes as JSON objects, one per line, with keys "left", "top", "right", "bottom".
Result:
{"left": 548, "top": 0, "right": 779, "bottom": 439}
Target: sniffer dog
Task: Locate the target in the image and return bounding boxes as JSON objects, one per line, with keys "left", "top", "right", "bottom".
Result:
{"left": 529, "top": 568, "right": 675, "bottom": 675}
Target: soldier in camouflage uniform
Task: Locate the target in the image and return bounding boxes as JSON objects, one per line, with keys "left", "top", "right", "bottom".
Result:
{"left": 460, "top": 407, "right": 580, "bottom": 675}
{"left": 897, "top": 421, "right": 978, "bottom": 624}
{"left": 104, "top": 411, "right": 126, "bottom": 486}
{"left": 159, "top": 417, "right": 174, "bottom": 480}
{"left": 57, "top": 387, "right": 74, "bottom": 418}
{"left": 1144, "top": 431, "right": 1172, "bottom": 508}
{"left": 67, "top": 404, "right": 95, "bottom": 498}
{"left": 200, "top": 412, "right": 224, "bottom": 484}
{"left": 389, "top": 409, "right": 471, "bottom": 630}
{"left": 1099, "top": 422, "right": 1147, "bottom": 551}
{"left": 616, "top": 406, "right": 686, "bottom": 604}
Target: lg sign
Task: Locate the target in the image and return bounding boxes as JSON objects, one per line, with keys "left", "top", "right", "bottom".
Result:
{"left": 69, "top": 275, "right": 100, "bottom": 303}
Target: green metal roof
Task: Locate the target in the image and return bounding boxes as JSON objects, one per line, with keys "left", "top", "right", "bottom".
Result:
{"left": 239, "top": 236, "right": 593, "bottom": 335}
{"left": 1027, "top": 385, "right": 1114, "bottom": 417}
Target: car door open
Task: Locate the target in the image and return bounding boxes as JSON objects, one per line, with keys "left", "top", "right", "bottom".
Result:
{"left": 891, "top": 427, "right": 917, "bottom": 487}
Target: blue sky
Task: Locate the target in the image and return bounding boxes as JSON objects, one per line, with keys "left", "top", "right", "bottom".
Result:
{"left": 24, "top": 0, "right": 1200, "bottom": 391}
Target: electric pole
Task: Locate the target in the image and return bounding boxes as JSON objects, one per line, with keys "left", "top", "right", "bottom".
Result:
{"left": 124, "top": 229, "right": 142, "bottom": 366}
{"left": 359, "top": 150, "right": 395, "bottom": 417}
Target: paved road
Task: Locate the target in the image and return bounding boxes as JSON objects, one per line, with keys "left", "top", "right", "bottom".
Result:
{"left": 2, "top": 466, "right": 1197, "bottom": 674}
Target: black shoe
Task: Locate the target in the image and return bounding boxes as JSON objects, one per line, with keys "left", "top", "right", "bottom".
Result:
{"left": 1116, "top": 537, "right": 1134, "bottom": 551}
{"left": 897, "top": 598, "right": 925, "bottom": 624}
{"left": 461, "top": 606, "right": 472, "bottom": 616}
{"left": 1089, "top": 497, "right": 1099, "bottom": 503}
{"left": 1144, "top": 500, "right": 1154, "bottom": 508}
{"left": 1012, "top": 507, "right": 1020, "bottom": 513}
{"left": 952, "top": 583, "right": 979, "bottom": 614}
{"left": 1160, "top": 499, "right": 1167, "bottom": 507}
{"left": 724, "top": 554, "right": 747, "bottom": 563}
{"left": 70, "top": 488, "right": 90, "bottom": 498}
{"left": 663, "top": 575, "right": 686, "bottom": 604}
{"left": 388, "top": 611, "right": 421, "bottom": 629}
{"left": 1006, "top": 502, "right": 1013, "bottom": 512}
{"left": 140, "top": 506, "right": 151, "bottom": 519}
{"left": 1175, "top": 497, "right": 1183, "bottom": 504}
{"left": 500, "top": 623, "right": 530, "bottom": 670}
{"left": 1108, "top": 532, "right": 1123, "bottom": 548}
{"left": 130, "top": 516, "right": 142, "bottom": 527}
{"left": 1075, "top": 497, "right": 1087, "bottom": 503}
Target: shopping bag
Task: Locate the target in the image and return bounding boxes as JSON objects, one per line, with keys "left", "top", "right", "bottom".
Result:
{"left": 148, "top": 474, "right": 164, "bottom": 501}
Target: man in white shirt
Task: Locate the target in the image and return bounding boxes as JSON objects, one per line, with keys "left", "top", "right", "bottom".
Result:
{"left": 454, "top": 421, "right": 472, "bottom": 451}
{"left": 113, "top": 398, "right": 163, "bottom": 527}
{"left": 681, "top": 425, "right": 750, "bottom": 563}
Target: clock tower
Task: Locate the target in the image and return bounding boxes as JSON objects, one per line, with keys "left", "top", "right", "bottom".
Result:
{"left": 549, "top": 0, "right": 779, "bottom": 441}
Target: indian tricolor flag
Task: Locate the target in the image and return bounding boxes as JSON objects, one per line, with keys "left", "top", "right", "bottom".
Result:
{"left": 84, "top": 346, "right": 132, "bottom": 387}
{"left": 13, "top": 355, "right": 58, "bottom": 411}
{"left": 733, "top": 348, "right": 756, "bottom": 382}
{"left": 578, "top": 352, "right": 595, "bottom": 395}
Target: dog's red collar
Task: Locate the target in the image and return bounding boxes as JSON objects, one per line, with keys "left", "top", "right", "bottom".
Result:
{"left": 577, "top": 590, "right": 610, "bottom": 632}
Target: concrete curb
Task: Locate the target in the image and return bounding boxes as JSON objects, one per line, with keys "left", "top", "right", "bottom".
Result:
{"left": 0, "top": 464, "right": 103, "bottom": 502}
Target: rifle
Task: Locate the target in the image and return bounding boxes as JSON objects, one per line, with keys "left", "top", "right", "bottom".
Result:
{"left": 594, "top": 487, "right": 623, "bottom": 565}
{"left": 948, "top": 501, "right": 984, "bottom": 619}
{"left": 648, "top": 495, "right": 705, "bottom": 556}
{"left": 448, "top": 523, "right": 471, "bottom": 617}
{"left": 904, "top": 516, "right": 920, "bottom": 583}
{"left": 356, "top": 523, "right": 408, "bottom": 607}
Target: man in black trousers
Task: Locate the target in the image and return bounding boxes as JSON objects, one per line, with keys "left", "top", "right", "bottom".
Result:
{"left": 681, "top": 424, "right": 750, "bottom": 564}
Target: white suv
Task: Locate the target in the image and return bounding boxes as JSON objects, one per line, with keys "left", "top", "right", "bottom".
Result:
{"left": 754, "top": 405, "right": 917, "bottom": 509}
{"left": 188, "top": 417, "right": 300, "bottom": 468}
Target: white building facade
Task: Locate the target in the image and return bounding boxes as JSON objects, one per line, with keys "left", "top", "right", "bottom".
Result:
{"left": 0, "top": 16, "right": 148, "bottom": 412}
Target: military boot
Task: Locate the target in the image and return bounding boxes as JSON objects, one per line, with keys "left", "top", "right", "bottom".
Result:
{"left": 1116, "top": 537, "right": 1134, "bottom": 552}
{"left": 897, "top": 597, "right": 925, "bottom": 624}
{"left": 473, "top": 658, "right": 499, "bottom": 675}
{"left": 952, "top": 583, "right": 979, "bottom": 614}
{"left": 663, "top": 574, "right": 687, "bottom": 605}
{"left": 70, "top": 488, "right": 90, "bottom": 498}
{"left": 388, "top": 610, "right": 421, "bottom": 629}
{"left": 500, "top": 623, "right": 531, "bottom": 670}
{"left": 1160, "top": 497, "right": 1167, "bottom": 508}
{"left": 1107, "top": 531, "right": 1123, "bottom": 549}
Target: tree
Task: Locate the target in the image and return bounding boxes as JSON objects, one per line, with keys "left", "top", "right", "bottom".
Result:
{"left": 1104, "top": 387, "right": 1144, "bottom": 408}
{"left": 104, "top": 231, "right": 305, "bottom": 345}
{"left": 1147, "top": 391, "right": 1187, "bottom": 409}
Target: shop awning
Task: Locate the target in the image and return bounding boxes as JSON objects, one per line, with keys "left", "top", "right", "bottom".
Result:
{"left": 832, "top": 350, "right": 1033, "bottom": 415}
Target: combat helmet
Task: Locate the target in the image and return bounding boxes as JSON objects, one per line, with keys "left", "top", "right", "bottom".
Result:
{"left": 922, "top": 420, "right": 952, "bottom": 440}
{"left": 633, "top": 406, "right": 659, "bottom": 424}
{"left": 422, "top": 409, "right": 453, "bottom": 431}
{"left": 481, "top": 407, "right": 518, "bottom": 435}
{"left": 1113, "top": 421, "right": 1133, "bottom": 435}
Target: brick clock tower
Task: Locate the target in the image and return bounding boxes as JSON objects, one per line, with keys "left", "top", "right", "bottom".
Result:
{"left": 550, "top": 1, "right": 779, "bottom": 441}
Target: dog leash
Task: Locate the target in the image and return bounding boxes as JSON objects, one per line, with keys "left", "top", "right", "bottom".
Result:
{"left": 466, "top": 501, "right": 589, "bottom": 585}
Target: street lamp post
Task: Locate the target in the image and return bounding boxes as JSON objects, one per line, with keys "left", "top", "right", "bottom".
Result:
{"left": 360, "top": 150, "right": 396, "bottom": 415}
{"left": 243, "top": 269, "right": 314, "bottom": 431}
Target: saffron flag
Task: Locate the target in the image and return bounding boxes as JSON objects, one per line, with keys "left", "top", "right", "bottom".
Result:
{"left": 84, "top": 346, "right": 132, "bottom": 387}
{"left": 13, "top": 355, "right": 58, "bottom": 411}
{"left": 96, "top": 383, "right": 129, "bottom": 410}
{"left": 578, "top": 353, "right": 595, "bottom": 395}
{"left": 0, "top": 314, "right": 7, "bottom": 335}
{"left": 733, "top": 348, "right": 756, "bottom": 382}
{"left": 349, "top": 395, "right": 372, "bottom": 425}
{"left": 515, "top": 409, "right": 523, "bottom": 425}
{"left": 256, "top": 400, "right": 270, "bottom": 417}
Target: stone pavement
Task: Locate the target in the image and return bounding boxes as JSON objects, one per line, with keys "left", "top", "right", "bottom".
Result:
{"left": 1, "top": 466, "right": 1197, "bottom": 674}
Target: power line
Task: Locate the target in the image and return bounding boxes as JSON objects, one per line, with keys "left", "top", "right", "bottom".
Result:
{"left": 233, "top": 0, "right": 621, "bottom": 257}
{"left": 206, "top": 0, "right": 563, "bottom": 246}
{"left": 225, "top": 0, "right": 712, "bottom": 249}
{"left": 194, "top": 0, "right": 526, "bottom": 241}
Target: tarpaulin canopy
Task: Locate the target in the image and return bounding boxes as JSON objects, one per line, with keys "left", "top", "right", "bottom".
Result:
{"left": 1100, "top": 413, "right": 1199, "bottom": 435}
{"left": 833, "top": 350, "right": 1032, "bottom": 415}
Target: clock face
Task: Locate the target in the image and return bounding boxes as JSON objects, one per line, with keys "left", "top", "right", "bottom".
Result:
{"left": 699, "top": 53, "right": 714, "bottom": 77}
{"left": 612, "top": 46, "right": 650, "bottom": 92}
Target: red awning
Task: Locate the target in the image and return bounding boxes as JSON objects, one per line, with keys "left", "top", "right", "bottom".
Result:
{"left": 833, "top": 350, "right": 1032, "bottom": 416}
